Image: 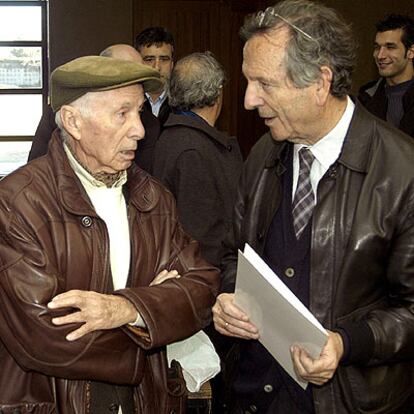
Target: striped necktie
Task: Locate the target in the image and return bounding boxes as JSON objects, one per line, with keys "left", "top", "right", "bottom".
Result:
{"left": 292, "top": 148, "right": 315, "bottom": 238}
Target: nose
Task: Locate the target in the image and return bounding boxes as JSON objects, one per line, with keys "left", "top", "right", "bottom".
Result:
{"left": 376, "top": 47, "right": 387, "bottom": 60}
{"left": 129, "top": 112, "right": 145, "bottom": 141}
{"left": 154, "top": 58, "right": 162, "bottom": 71}
{"left": 244, "top": 81, "right": 262, "bottom": 111}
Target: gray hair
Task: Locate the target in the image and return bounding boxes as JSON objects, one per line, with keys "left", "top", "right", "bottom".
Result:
{"left": 240, "top": 0, "right": 357, "bottom": 97}
{"left": 55, "top": 92, "right": 95, "bottom": 141}
{"left": 168, "top": 51, "right": 226, "bottom": 111}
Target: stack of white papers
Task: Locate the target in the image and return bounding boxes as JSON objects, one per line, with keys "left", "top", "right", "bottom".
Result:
{"left": 234, "top": 243, "right": 328, "bottom": 388}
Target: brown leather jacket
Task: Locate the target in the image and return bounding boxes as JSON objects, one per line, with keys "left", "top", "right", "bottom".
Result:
{"left": 221, "top": 104, "right": 414, "bottom": 413}
{"left": 0, "top": 132, "right": 220, "bottom": 413}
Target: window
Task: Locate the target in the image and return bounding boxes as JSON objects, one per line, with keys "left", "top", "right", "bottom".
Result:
{"left": 0, "top": 0, "right": 47, "bottom": 176}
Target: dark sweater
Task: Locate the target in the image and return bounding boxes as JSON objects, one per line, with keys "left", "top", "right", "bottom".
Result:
{"left": 232, "top": 145, "right": 314, "bottom": 414}
{"left": 358, "top": 77, "right": 414, "bottom": 138}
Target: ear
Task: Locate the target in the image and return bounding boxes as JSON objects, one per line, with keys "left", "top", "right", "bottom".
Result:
{"left": 60, "top": 105, "right": 82, "bottom": 141}
{"left": 214, "top": 91, "right": 223, "bottom": 116}
{"left": 407, "top": 45, "right": 414, "bottom": 60}
{"left": 315, "top": 65, "right": 333, "bottom": 106}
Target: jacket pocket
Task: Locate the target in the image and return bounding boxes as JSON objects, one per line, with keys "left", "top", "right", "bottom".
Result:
{"left": 335, "top": 297, "right": 414, "bottom": 412}
{"left": 136, "top": 350, "right": 187, "bottom": 414}
{"left": 337, "top": 361, "right": 414, "bottom": 413}
{"left": 165, "top": 359, "right": 187, "bottom": 413}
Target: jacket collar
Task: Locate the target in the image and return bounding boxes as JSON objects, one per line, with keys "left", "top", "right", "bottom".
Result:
{"left": 262, "top": 133, "right": 288, "bottom": 172}
{"left": 163, "top": 113, "right": 236, "bottom": 148}
{"left": 364, "top": 78, "right": 384, "bottom": 98}
{"left": 48, "top": 131, "right": 160, "bottom": 215}
{"left": 48, "top": 131, "right": 96, "bottom": 216}
{"left": 126, "top": 165, "right": 160, "bottom": 212}
{"left": 336, "top": 103, "right": 374, "bottom": 174}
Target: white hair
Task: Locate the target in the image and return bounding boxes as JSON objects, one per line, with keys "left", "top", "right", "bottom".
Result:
{"left": 54, "top": 92, "right": 96, "bottom": 141}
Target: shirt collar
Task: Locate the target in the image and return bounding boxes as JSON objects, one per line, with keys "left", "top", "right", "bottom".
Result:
{"left": 145, "top": 89, "right": 167, "bottom": 105}
{"left": 63, "top": 142, "right": 127, "bottom": 189}
{"left": 295, "top": 96, "right": 355, "bottom": 170}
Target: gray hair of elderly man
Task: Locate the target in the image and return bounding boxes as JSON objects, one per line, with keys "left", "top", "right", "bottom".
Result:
{"left": 168, "top": 51, "right": 226, "bottom": 111}
{"left": 241, "top": 0, "right": 357, "bottom": 98}
{"left": 55, "top": 92, "right": 94, "bottom": 143}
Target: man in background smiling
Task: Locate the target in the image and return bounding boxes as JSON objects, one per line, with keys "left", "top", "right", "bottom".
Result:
{"left": 359, "top": 14, "right": 414, "bottom": 138}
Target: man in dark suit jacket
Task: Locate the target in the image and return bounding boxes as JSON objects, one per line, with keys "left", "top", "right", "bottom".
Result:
{"left": 28, "top": 44, "right": 160, "bottom": 173}
{"left": 135, "top": 27, "right": 175, "bottom": 125}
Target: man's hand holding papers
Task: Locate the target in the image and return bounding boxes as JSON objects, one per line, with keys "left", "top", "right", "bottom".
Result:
{"left": 213, "top": 244, "right": 334, "bottom": 388}
{"left": 212, "top": 293, "right": 259, "bottom": 340}
{"left": 213, "top": 288, "right": 343, "bottom": 386}
{"left": 291, "top": 330, "right": 344, "bottom": 386}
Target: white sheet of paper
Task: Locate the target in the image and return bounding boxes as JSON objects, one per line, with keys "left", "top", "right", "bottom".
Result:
{"left": 234, "top": 243, "right": 328, "bottom": 389}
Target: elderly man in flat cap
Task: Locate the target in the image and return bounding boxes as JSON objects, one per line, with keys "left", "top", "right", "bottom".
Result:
{"left": 28, "top": 44, "right": 161, "bottom": 174}
{"left": 0, "top": 56, "right": 219, "bottom": 414}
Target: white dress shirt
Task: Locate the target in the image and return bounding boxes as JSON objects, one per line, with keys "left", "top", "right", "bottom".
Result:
{"left": 292, "top": 96, "right": 355, "bottom": 202}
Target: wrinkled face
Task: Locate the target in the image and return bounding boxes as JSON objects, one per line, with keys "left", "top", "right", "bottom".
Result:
{"left": 242, "top": 28, "right": 318, "bottom": 144}
{"left": 374, "top": 29, "right": 414, "bottom": 85}
{"left": 74, "top": 84, "right": 145, "bottom": 174}
{"left": 139, "top": 43, "right": 174, "bottom": 88}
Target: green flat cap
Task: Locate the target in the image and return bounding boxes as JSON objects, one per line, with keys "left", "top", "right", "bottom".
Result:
{"left": 51, "top": 55, "right": 162, "bottom": 111}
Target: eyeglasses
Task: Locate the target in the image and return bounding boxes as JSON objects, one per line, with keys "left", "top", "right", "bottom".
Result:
{"left": 257, "top": 6, "right": 315, "bottom": 42}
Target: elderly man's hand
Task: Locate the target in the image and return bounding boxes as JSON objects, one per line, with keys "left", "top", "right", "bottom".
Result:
{"left": 212, "top": 293, "right": 259, "bottom": 340}
{"left": 290, "top": 330, "right": 344, "bottom": 386}
{"left": 48, "top": 290, "right": 138, "bottom": 341}
{"left": 48, "top": 270, "right": 181, "bottom": 341}
{"left": 150, "top": 269, "right": 180, "bottom": 286}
